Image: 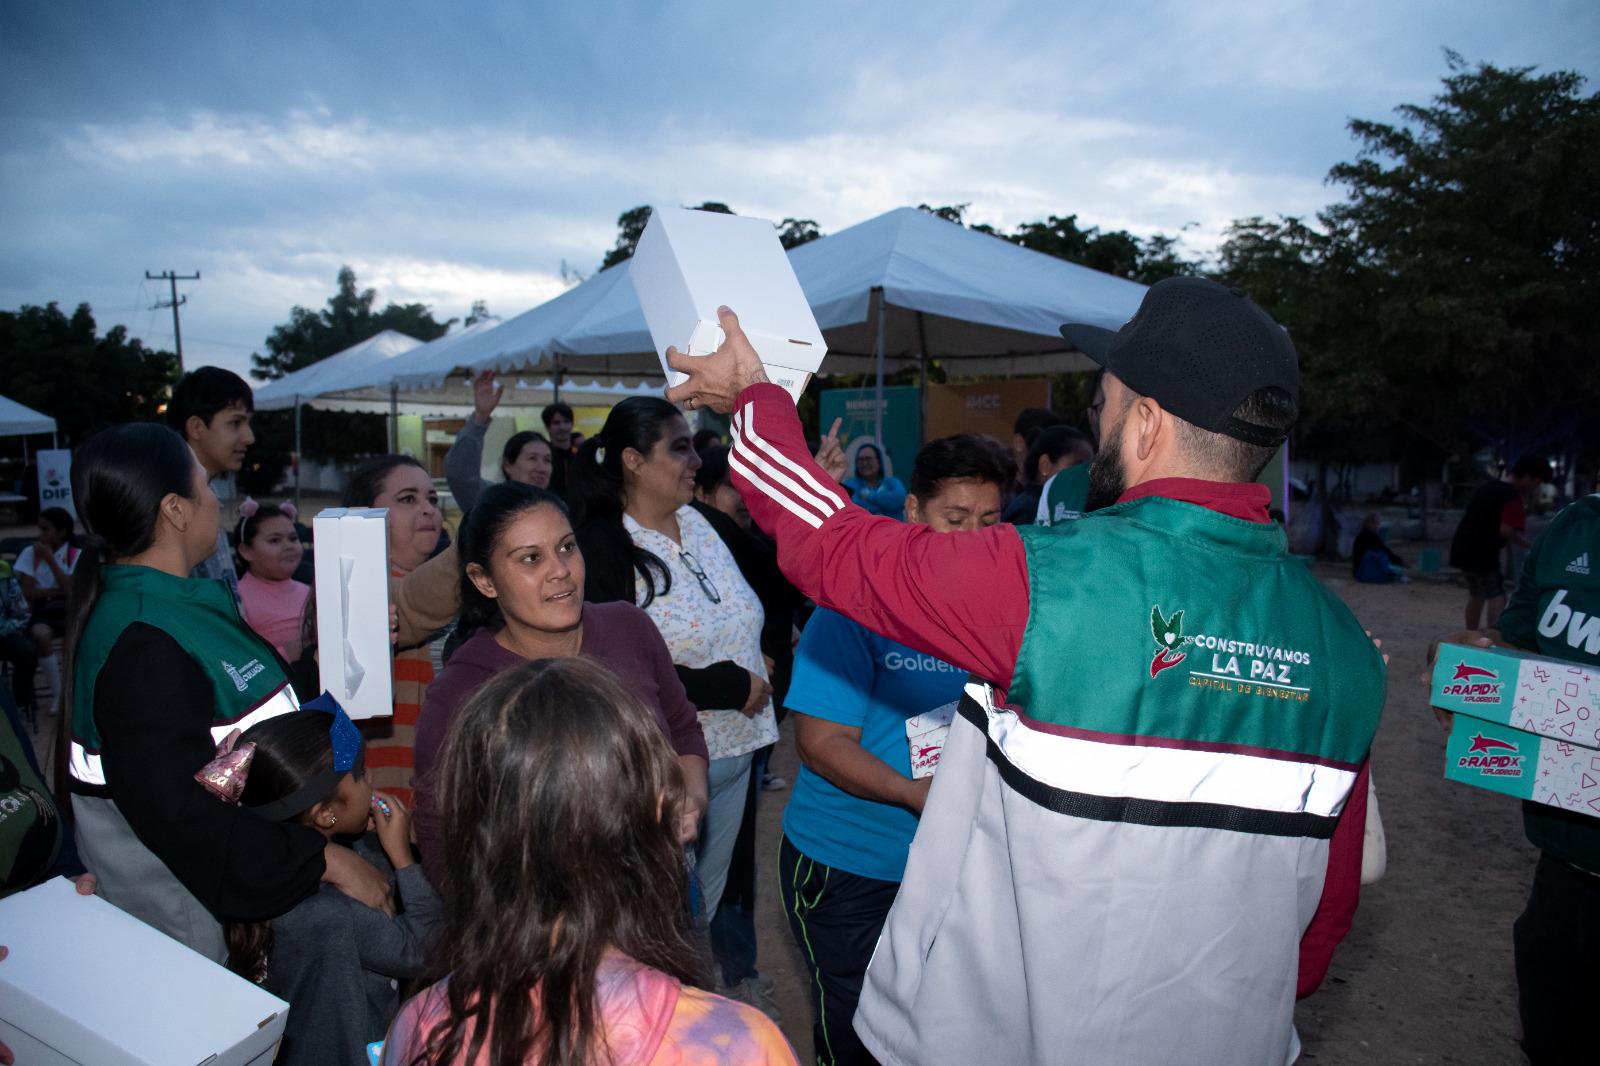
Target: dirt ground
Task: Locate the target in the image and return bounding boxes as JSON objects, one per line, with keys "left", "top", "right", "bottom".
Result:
{"left": 745, "top": 562, "right": 1539, "bottom": 1065}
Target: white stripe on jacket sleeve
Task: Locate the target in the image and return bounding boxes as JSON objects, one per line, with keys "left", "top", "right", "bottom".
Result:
{"left": 730, "top": 403, "right": 845, "bottom": 528}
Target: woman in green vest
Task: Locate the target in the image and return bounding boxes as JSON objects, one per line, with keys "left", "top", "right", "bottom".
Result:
{"left": 66, "top": 422, "right": 393, "bottom": 961}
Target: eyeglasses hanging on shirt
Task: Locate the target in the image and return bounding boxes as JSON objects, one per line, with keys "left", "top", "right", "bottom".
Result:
{"left": 678, "top": 550, "right": 722, "bottom": 604}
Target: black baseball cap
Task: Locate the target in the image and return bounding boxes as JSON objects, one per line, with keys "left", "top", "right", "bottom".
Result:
{"left": 1060, "top": 277, "right": 1299, "bottom": 447}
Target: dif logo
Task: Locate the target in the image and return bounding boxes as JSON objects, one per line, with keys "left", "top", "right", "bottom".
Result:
{"left": 1442, "top": 662, "right": 1502, "bottom": 704}
{"left": 1457, "top": 732, "right": 1524, "bottom": 777}
{"left": 41, "top": 466, "right": 71, "bottom": 505}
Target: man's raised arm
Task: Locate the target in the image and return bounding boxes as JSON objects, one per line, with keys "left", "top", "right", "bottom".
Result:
{"left": 666, "top": 308, "right": 1030, "bottom": 690}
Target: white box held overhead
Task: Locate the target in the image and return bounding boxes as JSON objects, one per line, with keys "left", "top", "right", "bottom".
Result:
{"left": 0, "top": 878, "right": 289, "bottom": 1065}
{"left": 630, "top": 206, "right": 827, "bottom": 403}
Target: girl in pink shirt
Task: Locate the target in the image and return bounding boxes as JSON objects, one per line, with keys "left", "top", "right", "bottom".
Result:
{"left": 235, "top": 499, "right": 310, "bottom": 661}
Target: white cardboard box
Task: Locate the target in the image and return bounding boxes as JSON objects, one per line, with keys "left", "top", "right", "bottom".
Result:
{"left": 0, "top": 878, "right": 289, "bottom": 1065}
{"left": 630, "top": 206, "right": 827, "bottom": 404}
{"left": 313, "top": 507, "right": 394, "bottom": 720}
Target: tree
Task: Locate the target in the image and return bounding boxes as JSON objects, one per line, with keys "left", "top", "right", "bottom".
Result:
{"left": 0, "top": 302, "right": 178, "bottom": 444}
{"left": 1219, "top": 55, "right": 1600, "bottom": 475}
{"left": 249, "top": 266, "right": 453, "bottom": 381}
{"left": 1319, "top": 52, "right": 1600, "bottom": 468}
{"left": 464, "top": 299, "right": 493, "bottom": 327}
{"left": 599, "top": 202, "right": 737, "bottom": 271}
{"left": 245, "top": 268, "right": 455, "bottom": 478}
{"left": 777, "top": 218, "right": 822, "bottom": 249}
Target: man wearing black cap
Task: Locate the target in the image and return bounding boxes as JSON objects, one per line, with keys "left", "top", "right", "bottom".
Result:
{"left": 666, "top": 277, "right": 1386, "bottom": 1066}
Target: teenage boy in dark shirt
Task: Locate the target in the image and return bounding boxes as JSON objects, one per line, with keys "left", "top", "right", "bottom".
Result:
{"left": 1449, "top": 456, "right": 1552, "bottom": 629}
{"left": 166, "top": 367, "right": 255, "bottom": 603}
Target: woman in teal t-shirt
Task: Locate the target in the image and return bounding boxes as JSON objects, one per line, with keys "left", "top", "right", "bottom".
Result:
{"left": 841, "top": 442, "right": 907, "bottom": 520}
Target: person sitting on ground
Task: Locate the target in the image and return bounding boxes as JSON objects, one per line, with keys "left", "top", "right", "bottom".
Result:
{"left": 15, "top": 507, "right": 79, "bottom": 705}
{"left": 65, "top": 423, "right": 390, "bottom": 962}
{"left": 1004, "top": 425, "right": 1094, "bottom": 525}
{"left": 166, "top": 367, "right": 256, "bottom": 604}
{"left": 1449, "top": 455, "right": 1552, "bottom": 629}
{"left": 1352, "top": 512, "right": 1407, "bottom": 583}
{"left": 541, "top": 402, "right": 577, "bottom": 499}
{"left": 412, "top": 481, "right": 708, "bottom": 886}
{"left": 236, "top": 499, "right": 311, "bottom": 661}
{"left": 383, "top": 656, "right": 797, "bottom": 1066}
{"left": 341, "top": 456, "right": 445, "bottom": 807}
{"left": 781, "top": 433, "right": 1010, "bottom": 1066}
{"left": 223, "top": 704, "right": 440, "bottom": 1066}
{"left": 841, "top": 443, "right": 905, "bottom": 520}
{"left": 569, "top": 398, "right": 777, "bottom": 924}
{"left": 442, "top": 370, "right": 555, "bottom": 514}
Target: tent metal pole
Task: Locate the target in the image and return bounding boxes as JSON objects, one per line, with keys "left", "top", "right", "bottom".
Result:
{"left": 389, "top": 383, "right": 399, "bottom": 453}
{"left": 872, "top": 287, "right": 886, "bottom": 450}
{"left": 915, "top": 311, "right": 930, "bottom": 446}
{"left": 293, "top": 395, "right": 303, "bottom": 515}
{"left": 553, "top": 364, "right": 564, "bottom": 405}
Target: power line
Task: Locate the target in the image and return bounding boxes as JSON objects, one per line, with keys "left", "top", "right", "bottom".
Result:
{"left": 145, "top": 269, "right": 200, "bottom": 372}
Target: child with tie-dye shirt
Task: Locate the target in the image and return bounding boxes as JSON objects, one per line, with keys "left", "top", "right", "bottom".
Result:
{"left": 381, "top": 656, "right": 793, "bottom": 1066}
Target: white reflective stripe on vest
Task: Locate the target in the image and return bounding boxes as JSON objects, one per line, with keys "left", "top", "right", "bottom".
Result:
{"left": 973, "top": 681, "right": 1358, "bottom": 818}
{"left": 69, "top": 742, "right": 106, "bottom": 787}
{"left": 212, "top": 684, "right": 300, "bottom": 746}
{"left": 70, "top": 683, "right": 301, "bottom": 789}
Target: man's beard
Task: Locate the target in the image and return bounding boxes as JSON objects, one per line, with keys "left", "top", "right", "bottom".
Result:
{"left": 1084, "top": 430, "right": 1127, "bottom": 513}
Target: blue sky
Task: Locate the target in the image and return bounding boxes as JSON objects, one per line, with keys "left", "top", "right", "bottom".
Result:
{"left": 3, "top": 1, "right": 1596, "bottom": 381}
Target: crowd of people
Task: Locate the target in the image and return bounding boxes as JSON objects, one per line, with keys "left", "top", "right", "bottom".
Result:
{"left": 1, "top": 275, "right": 1589, "bottom": 1065}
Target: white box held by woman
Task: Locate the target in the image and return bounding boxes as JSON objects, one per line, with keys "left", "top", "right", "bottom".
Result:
{"left": 629, "top": 206, "right": 827, "bottom": 404}
{"left": 0, "top": 878, "right": 289, "bottom": 1065}
{"left": 313, "top": 507, "right": 393, "bottom": 719}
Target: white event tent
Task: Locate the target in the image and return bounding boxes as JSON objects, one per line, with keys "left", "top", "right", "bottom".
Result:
{"left": 392, "top": 207, "right": 1149, "bottom": 410}
{"left": 0, "top": 395, "right": 58, "bottom": 442}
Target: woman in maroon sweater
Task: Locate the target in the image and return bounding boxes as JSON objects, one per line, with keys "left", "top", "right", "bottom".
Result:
{"left": 413, "top": 483, "right": 709, "bottom": 883}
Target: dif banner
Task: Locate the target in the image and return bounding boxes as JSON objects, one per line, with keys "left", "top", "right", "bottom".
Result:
{"left": 924, "top": 380, "right": 1050, "bottom": 442}
{"left": 818, "top": 386, "right": 921, "bottom": 481}
{"left": 36, "top": 448, "right": 76, "bottom": 519}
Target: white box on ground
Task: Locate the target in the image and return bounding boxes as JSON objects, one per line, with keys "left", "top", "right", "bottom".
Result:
{"left": 0, "top": 878, "right": 289, "bottom": 1065}
{"left": 630, "top": 206, "right": 827, "bottom": 404}
{"left": 313, "top": 507, "right": 393, "bottom": 720}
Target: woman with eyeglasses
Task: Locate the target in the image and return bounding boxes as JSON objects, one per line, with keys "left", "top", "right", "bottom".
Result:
{"left": 569, "top": 397, "right": 777, "bottom": 923}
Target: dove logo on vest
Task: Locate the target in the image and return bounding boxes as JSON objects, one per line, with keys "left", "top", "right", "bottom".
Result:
{"left": 1148, "top": 605, "right": 1192, "bottom": 678}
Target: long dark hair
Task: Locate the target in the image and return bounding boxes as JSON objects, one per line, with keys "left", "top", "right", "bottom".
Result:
{"left": 412, "top": 657, "right": 707, "bottom": 1066}
{"left": 455, "top": 482, "right": 572, "bottom": 646}
{"left": 223, "top": 712, "right": 353, "bottom": 982}
{"left": 343, "top": 454, "right": 426, "bottom": 507}
{"left": 63, "top": 423, "right": 197, "bottom": 723}
{"left": 565, "top": 397, "right": 681, "bottom": 607}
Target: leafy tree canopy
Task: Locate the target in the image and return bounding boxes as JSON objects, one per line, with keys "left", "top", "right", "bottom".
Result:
{"left": 1218, "top": 52, "right": 1600, "bottom": 467}
{"left": 0, "top": 301, "right": 178, "bottom": 445}
{"left": 249, "top": 266, "right": 453, "bottom": 381}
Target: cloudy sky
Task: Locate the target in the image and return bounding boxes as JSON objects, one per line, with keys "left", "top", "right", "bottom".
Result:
{"left": 3, "top": 1, "right": 1596, "bottom": 381}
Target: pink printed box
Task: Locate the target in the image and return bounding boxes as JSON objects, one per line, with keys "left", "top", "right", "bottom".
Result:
{"left": 1432, "top": 643, "right": 1600, "bottom": 818}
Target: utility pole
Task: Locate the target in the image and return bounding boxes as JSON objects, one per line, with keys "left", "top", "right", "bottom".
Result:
{"left": 146, "top": 269, "right": 200, "bottom": 371}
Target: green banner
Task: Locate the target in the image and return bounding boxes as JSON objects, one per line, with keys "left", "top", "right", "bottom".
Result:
{"left": 819, "top": 386, "right": 922, "bottom": 481}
